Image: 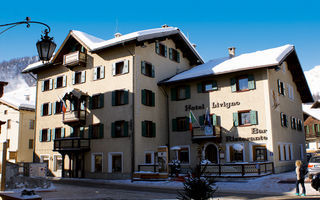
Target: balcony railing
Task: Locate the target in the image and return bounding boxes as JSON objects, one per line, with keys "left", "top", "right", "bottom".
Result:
{"left": 63, "top": 51, "right": 86, "bottom": 67}
{"left": 63, "top": 110, "right": 86, "bottom": 125}
{"left": 53, "top": 137, "right": 90, "bottom": 152}
{"left": 191, "top": 126, "right": 221, "bottom": 143}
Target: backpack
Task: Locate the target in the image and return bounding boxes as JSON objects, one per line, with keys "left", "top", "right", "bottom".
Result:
{"left": 300, "top": 166, "right": 307, "bottom": 179}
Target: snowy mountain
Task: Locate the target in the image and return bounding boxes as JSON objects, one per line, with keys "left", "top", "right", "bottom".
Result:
{"left": 0, "top": 56, "right": 38, "bottom": 92}
{"left": 305, "top": 66, "right": 320, "bottom": 101}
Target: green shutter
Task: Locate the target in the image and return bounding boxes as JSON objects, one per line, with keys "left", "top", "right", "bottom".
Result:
{"left": 212, "top": 114, "right": 217, "bottom": 126}
{"left": 99, "top": 124, "right": 104, "bottom": 139}
{"left": 197, "top": 83, "right": 202, "bottom": 93}
{"left": 164, "top": 45, "right": 167, "bottom": 57}
{"left": 48, "top": 103, "right": 52, "bottom": 115}
{"left": 151, "top": 65, "right": 155, "bottom": 78}
{"left": 317, "top": 124, "right": 320, "bottom": 132}
{"left": 53, "top": 129, "right": 56, "bottom": 140}
{"left": 88, "top": 125, "right": 93, "bottom": 138}
{"left": 89, "top": 96, "right": 93, "bottom": 109}
{"left": 248, "top": 75, "right": 255, "bottom": 90}
{"left": 141, "top": 90, "right": 146, "bottom": 105}
{"left": 124, "top": 121, "right": 129, "bottom": 137}
{"left": 47, "top": 129, "right": 51, "bottom": 142}
{"left": 141, "top": 61, "right": 146, "bottom": 75}
{"left": 152, "top": 122, "right": 156, "bottom": 137}
{"left": 53, "top": 102, "right": 56, "bottom": 114}
{"left": 41, "top": 81, "right": 44, "bottom": 92}
{"left": 185, "top": 85, "right": 191, "bottom": 99}
{"left": 124, "top": 90, "right": 129, "bottom": 104}
{"left": 151, "top": 92, "right": 155, "bottom": 107}
{"left": 177, "top": 52, "right": 180, "bottom": 63}
{"left": 155, "top": 42, "right": 160, "bottom": 54}
{"left": 39, "top": 130, "right": 42, "bottom": 142}
{"left": 212, "top": 81, "right": 218, "bottom": 91}
{"left": 112, "top": 91, "right": 116, "bottom": 106}
{"left": 306, "top": 126, "right": 309, "bottom": 134}
{"left": 199, "top": 115, "right": 204, "bottom": 126}
{"left": 142, "top": 121, "right": 146, "bottom": 137}
{"left": 250, "top": 110, "right": 258, "bottom": 125}
{"left": 99, "top": 94, "right": 104, "bottom": 108}
{"left": 62, "top": 128, "right": 65, "bottom": 138}
{"left": 172, "top": 119, "right": 177, "bottom": 131}
{"left": 231, "top": 78, "right": 237, "bottom": 92}
{"left": 40, "top": 104, "right": 44, "bottom": 116}
{"left": 233, "top": 112, "right": 239, "bottom": 127}
{"left": 80, "top": 127, "right": 84, "bottom": 138}
{"left": 70, "top": 127, "right": 74, "bottom": 137}
{"left": 169, "top": 48, "right": 173, "bottom": 60}
{"left": 72, "top": 72, "right": 75, "bottom": 84}
{"left": 171, "top": 88, "right": 177, "bottom": 101}
{"left": 63, "top": 75, "right": 67, "bottom": 87}
{"left": 111, "top": 123, "right": 116, "bottom": 138}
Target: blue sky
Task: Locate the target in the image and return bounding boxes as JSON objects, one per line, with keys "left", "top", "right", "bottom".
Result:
{"left": 1, "top": 0, "right": 320, "bottom": 71}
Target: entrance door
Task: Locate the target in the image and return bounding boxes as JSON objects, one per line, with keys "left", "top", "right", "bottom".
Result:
{"left": 205, "top": 144, "right": 218, "bottom": 163}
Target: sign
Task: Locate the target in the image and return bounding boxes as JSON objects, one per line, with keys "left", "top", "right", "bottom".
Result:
{"left": 185, "top": 104, "right": 205, "bottom": 111}
{"left": 212, "top": 101, "right": 240, "bottom": 109}
{"left": 252, "top": 128, "right": 267, "bottom": 134}
{"left": 226, "top": 135, "right": 268, "bottom": 142}
{"left": 204, "top": 126, "right": 213, "bottom": 135}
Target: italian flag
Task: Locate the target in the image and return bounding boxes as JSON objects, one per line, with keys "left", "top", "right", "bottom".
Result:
{"left": 189, "top": 111, "right": 197, "bottom": 131}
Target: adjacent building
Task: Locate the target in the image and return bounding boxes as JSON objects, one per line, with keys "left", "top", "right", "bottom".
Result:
{"left": 303, "top": 101, "right": 320, "bottom": 153}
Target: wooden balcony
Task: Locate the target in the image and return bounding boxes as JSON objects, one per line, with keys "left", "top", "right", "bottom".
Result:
{"left": 63, "top": 51, "right": 86, "bottom": 68}
{"left": 53, "top": 137, "right": 90, "bottom": 153}
{"left": 63, "top": 110, "right": 86, "bottom": 126}
{"left": 191, "top": 126, "right": 221, "bottom": 143}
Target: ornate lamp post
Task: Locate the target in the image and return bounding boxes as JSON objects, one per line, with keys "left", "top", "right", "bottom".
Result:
{"left": 0, "top": 17, "right": 56, "bottom": 61}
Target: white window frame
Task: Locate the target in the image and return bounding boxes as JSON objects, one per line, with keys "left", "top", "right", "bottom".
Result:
{"left": 93, "top": 65, "right": 105, "bottom": 80}
{"left": 108, "top": 152, "right": 123, "bottom": 173}
{"left": 144, "top": 151, "right": 155, "bottom": 165}
{"left": 40, "top": 154, "right": 50, "bottom": 169}
{"left": 249, "top": 142, "right": 267, "bottom": 162}
{"left": 278, "top": 142, "right": 293, "bottom": 161}
{"left": 226, "top": 143, "right": 245, "bottom": 163}
{"left": 91, "top": 152, "right": 103, "bottom": 173}
{"left": 174, "top": 145, "right": 190, "bottom": 165}
{"left": 53, "top": 154, "right": 62, "bottom": 172}
{"left": 112, "top": 60, "right": 129, "bottom": 76}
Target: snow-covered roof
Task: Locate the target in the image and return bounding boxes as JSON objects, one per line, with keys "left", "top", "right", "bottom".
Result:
{"left": 164, "top": 44, "right": 294, "bottom": 83}
{"left": 303, "top": 101, "right": 320, "bottom": 121}
{"left": 0, "top": 86, "right": 36, "bottom": 110}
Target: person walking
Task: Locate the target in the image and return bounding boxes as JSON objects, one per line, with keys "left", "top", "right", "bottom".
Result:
{"left": 295, "top": 160, "right": 306, "bottom": 196}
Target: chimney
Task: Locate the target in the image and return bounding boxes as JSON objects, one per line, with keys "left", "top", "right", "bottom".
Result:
{"left": 228, "top": 47, "right": 236, "bottom": 58}
{"left": 114, "top": 32, "right": 122, "bottom": 38}
{"left": 192, "top": 44, "right": 197, "bottom": 48}
{"left": 161, "top": 24, "right": 169, "bottom": 28}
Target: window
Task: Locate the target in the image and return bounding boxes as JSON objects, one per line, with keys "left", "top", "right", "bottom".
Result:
{"left": 92, "top": 153, "right": 103, "bottom": 173}
{"left": 278, "top": 143, "right": 293, "bottom": 161}
{"left": 4, "top": 110, "right": 7, "bottom": 115}
{"left": 55, "top": 76, "right": 66, "bottom": 89}
{"left": 53, "top": 101, "right": 63, "bottom": 114}
{"left": 305, "top": 125, "right": 310, "bottom": 135}
{"left": 197, "top": 81, "right": 218, "bottom": 93}
{"left": 169, "top": 48, "right": 180, "bottom": 63}
{"left": 41, "top": 79, "right": 53, "bottom": 92}
{"left": 29, "top": 120, "right": 35, "bottom": 129}
{"left": 231, "top": 75, "right": 255, "bottom": 92}
{"left": 280, "top": 112, "right": 288, "bottom": 127}
{"left": 171, "top": 86, "right": 190, "bottom": 101}
{"left": 29, "top": 139, "right": 33, "bottom": 149}
{"left": 54, "top": 155, "right": 62, "bottom": 171}
{"left": 7, "top": 119, "right": 11, "bottom": 129}
{"left": 172, "top": 117, "right": 189, "bottom": 132}
{"left": 141, "top": 61, "right": 155, "bottom": 77}
{"left": 112, "top": 90, "right": 129, "bottom": 106}
{"left": 40, "top": 129, "right": 51, "bottom": 142}
{"left": 53, "top": 128, "right": 65, "bottom": 139}
{"left": 141, "top": 121, "right": 156, "bottom": 137}
{"left": 111, "top": 154, "right": 122, "bottom": 173}
{"left": 112, "top": 60, "right": 129, "bottom": 76}
{"left": 111, "top": 121, "right": 128, "bottom": 138}
{"left": 7, "top": 139, "right": 10, "bottom": 148}
{"left": 155, "top": 42, "right": 167, "bottom": 57}
{"left": 297, "top": 119, "right": 303, "bottom": 131}
{"left": 9, "top": 152, "right": 17, "bottom": 161}
{"left": 144, "top": 152, "right": 154, "bottom": 164}
{"left": 93, "top": 66, "right": 105, "bottom": 80}
{"left": 177, "top": 147, "right": 189, "bottom": 164}
{"left": 40, "top": 155, "right": 50, "bottom": 166}
{"left": 89, "top": 124, "right": 104, "bottom": 139}
{"left": 90, "top": 94, "right": 104, "bottom": 109}
{"left": 72, "top": 71, "right": 86, "bottom": 84}
{"left": 287, "top": 83, "right": 294, "bottom": 100}
{"left": 253, "top": 145, "right": 267, "bottom": 161}
{"left": 233, "top": 110, "right": 258, "bottom": 126}
{"left": 277, "top": 80, "right": 285, "bottom": 96}
{"left": 141, "top": 89, "right": 155, "bottom": 106}
{"left": 41, "top": 103, "right": 52, "bottom": 116}
{"left": 291, "top": 117, "right": 297, "bottom": 129}
{"left": 70, "top": 127, "right": 84, "bottom": 138}
{"left": 229, "top": 144, "right": 244, "bottom": 162}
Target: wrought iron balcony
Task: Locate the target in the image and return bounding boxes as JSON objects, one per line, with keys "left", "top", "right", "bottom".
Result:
{"left": 191, "top": 126, "right": 221, "bottom": 143}
{"left": 63, "top": 110, "right": 86, "bottom": 126}
{"left": 53, "top": 137, "right": 90, "bottom": 152}
{"left": 63, "top": 51, "right": 86, "bottom": 67}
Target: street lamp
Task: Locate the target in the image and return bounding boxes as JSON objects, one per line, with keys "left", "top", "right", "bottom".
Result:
{"left": 0, "top": 17, "right": 56, "bottom": 62}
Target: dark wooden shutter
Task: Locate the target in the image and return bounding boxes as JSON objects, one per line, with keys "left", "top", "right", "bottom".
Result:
{"left": 172, "top": 119, "right": 177, "bottom": 131}
{"left": 88, "top": 125, "right": 92, "bottom": 138}
{"left": 112, "top": 91, "right": 116, "bottom": 106}
{"left": 185, "top": 85, "right": 191, "bottom": 99}
{"left": 152, "top": 122, "right": 156, "bottom": 137}
{"left": 111, "top": 122, "right": 116, "bottom": 138}
{"left": 142, "top": 121, "right": 146, "bottom": 136}
{"left": 197, "top": 83, "right": 202, "bottom": 93}
{"left": 89, "top": 96, "right": 93, "bottom": 109}
{"left": 141, "top": 89, "right": 146, "bottom": 105}
{"left": 99, "top": 94, "right": 104, "bottom": 108}
{"left": 99, "top": 124, "right": 104, "bottom": 139}
{"left": 171, "top": 88, "right": 177, "bottom": 101}
{"left": 124, "top": 121, "right": 129, "bottom": 137}
{"left": 177, "top": 52, "right": 180, "bottom": 63}
{"left": 151, "top": 92, "right": 155, "bottom": 106}
{"left": 124, "top": 90, "right": 129, "bottom": 104}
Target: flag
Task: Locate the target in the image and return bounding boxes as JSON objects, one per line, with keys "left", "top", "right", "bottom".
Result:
{"left": 205, "top": 107, "right": 212, "bottom": 127}
{"left": 189, "top": 110, "right": 197, "bottom": 131}
{"left": 57, "top": 95, "right": 67, "bottom": 113}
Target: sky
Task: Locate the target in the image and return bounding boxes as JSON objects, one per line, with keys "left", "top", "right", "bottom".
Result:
{"left": 0, "top": 0, "right": 320, "bottom": 71}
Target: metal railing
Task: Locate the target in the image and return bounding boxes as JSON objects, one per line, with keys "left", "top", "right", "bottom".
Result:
{"left": 53, "top": 137, "right": 90, "bottom": 151}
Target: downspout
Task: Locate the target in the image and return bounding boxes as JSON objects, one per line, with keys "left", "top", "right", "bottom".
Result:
{"left": 159, "top": 86, "right": 170, "bottom": 161}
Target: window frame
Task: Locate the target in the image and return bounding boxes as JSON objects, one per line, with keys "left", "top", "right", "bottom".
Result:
{"left": 175, "top": 146, "right": 190, "bottom": 165}
{"left": 91, "top": 152, "right": 103, "bottom": 173}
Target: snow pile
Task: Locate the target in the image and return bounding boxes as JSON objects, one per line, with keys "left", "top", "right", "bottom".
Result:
{"left": 305, "top": 65, "right": 320, "bottom": 100}
{"left": 1, "top": 85, "right": 36, "bottom": 110}
{"left": 303, "top": 102, "right": 320, "bottom": 120}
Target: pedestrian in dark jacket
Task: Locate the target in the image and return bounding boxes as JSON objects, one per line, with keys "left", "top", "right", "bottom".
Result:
{"left": 295, "top": 160, "right": 306, "bottom": 196}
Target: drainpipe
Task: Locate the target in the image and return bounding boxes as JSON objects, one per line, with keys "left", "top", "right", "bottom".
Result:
{"left": 159, "top": 86, "right": 170, "bottom": 161}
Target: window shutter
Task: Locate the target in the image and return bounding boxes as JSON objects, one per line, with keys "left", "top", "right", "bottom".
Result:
{"left": 123, "top": 60, "right": 129, "bottom": 74}
{"left": 185, "top": 85, "right": 191, "bottom": 99}
{"left": 47, "top": 129, "right": 51, "bottom": 142}
{"left": 141, "top": 61, "right": 146, "bottom": 75}
{"left": 212, "top": 114, "right": 217, "bottom": 126}
{"left": 40, "top": 104, "right": 44, "bottom": 116}
{"left": 151, "top": 65, "right": 155, "bottom": 78}
{"left": 81, "top": 71, "right": 86, "bottom": 83}
{"left": 151, "top": 92, "right": 155, "bottom": 107}
{"left": 177, "top": 52, "right": 180, "bottom": 63}
{"left": 142, "top": 121, "right": 146, "bottom": 137}
{"left": 141, "top": 90, "right": 146, "bottom": 105}
{"left": 152, "top": 123, "right": 156, "bottom": 137}
{"left": 80, "top": 127, "right": 84, "bottom": 138}
{"left": 306, "top": 126, "right": 309, "bottom": 134}
{"left": 54, "top": 78, "right": 57, "bottom": 88}
{"left": 53, "top": 102, "right": 56, "bottom": 114}
{"left": 212, "top": 81, "right": 218, "bottom": 91}
{"left": 99, "top": 94, "right": 104, "bottom": 108}
{"left": 88, "top": 96, "right": 93, "bottom": 109}
{"left": 53, "top": 129, "right": 56, "bottom": 140}
{"left": 93, "top": 67, "right": 98, "bottom": 80}
{"left": 70, "top": 127, "right": 74, "bottom": 137}
{"left": 48, "top": 103, "right": 52, "bottom": 115}
{"left": 172, "top": 119, "right": 177, "bottom": 131}
{"left": 62, "top": 128, "right": 65, "bottom": 138}
{"left": 199, "top": 115, "right": 204, "bottom": 126}
{"left": 317, "top": 124, "right": 320, "bottom": 132}
{"left": 111, "top": 123, "right": 116, "bottom": 138}
{"left": 248, "top": 75, "right": 255, "bottom": 90}
{"left": 112, "top": 91, "right": 116, "bottom": 106}
{"left": 124, "top": 121, "right": 129, "bottom": 137}
{"left": 277, "top": 80, "right": 281, "bottom": 94}
{"left": 99, "top": 124, "right": 104, "bottom": 139}
{"left": 63, "top": 75, "right": 67, "bottom": 87}
{"left": 112, "top": 63, "right": 116, "bottom": 76}
{"left": 39, "top": 130, "right": 42, "bottom": 142}
{"left": 155, "top": 42, "right": 160, "bottom": 54}
{"left": 41, "top": 81, "right": 44, "bottom": 92}
{"left": 197, "top": 83, "right": 202, "bottom": 93}
{"left": 88, "top": 125, "right": 92, "bottom": 138}
{"left": 231, "top": 78, "right": 237, "bottom": 92}
{"left": 280, "top": 113, "right": 284, "bottom": 127}
{"left": 313, "top": 124, "right": 316, "bottom": 134}
{"left": 233, "top": 113, "right": 239, "bottom": 127}
{"left": 169, "top": 48, "right": 173, "bottom": 60}
{"left": 49, "top": 79, "right": 53, "bottom": 90}
{"left": 100, "top": 66, "right": 105, "bottom": 79}
{"left": 164, "top": 45, "right": 168, "bottom": 57}
{"left": 124, "top": 90, "right": 129, "bottom": 104}
{"left": 72, "top": 72, "right": 76, "bottom": 84}
{"left": 250, "top": 110, "right": 258, "bottom": 125}
{"left": 171, "top": 88, "right": 177, "bottom": 101}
